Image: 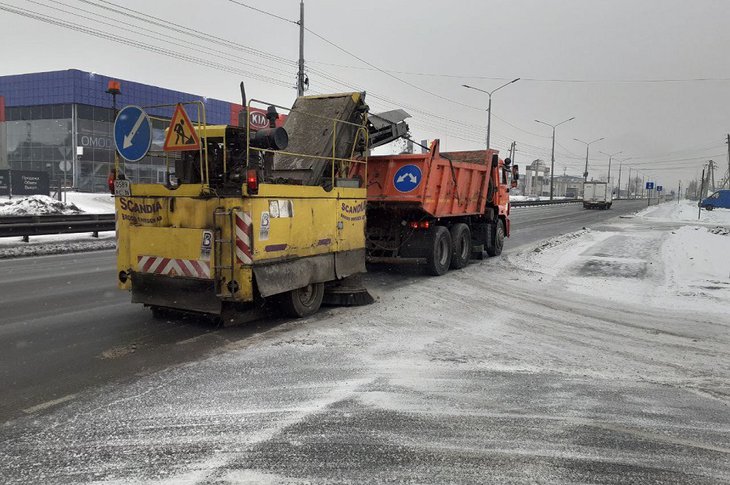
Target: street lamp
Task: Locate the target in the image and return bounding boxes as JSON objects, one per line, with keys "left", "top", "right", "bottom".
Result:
{"left": 535, "top": 117, "right": 575, "bottom": 200}
{"left": 462, "top": 78, "right": 520, "bottom": 150}
{"left": 574, "top": 137, "right": 605, "bottom": 182}
{"left": 615, "top": 156, "right": 632, "bottom": 199}
{"left": 599, "top": 150, "right": 622, "bottom": 186}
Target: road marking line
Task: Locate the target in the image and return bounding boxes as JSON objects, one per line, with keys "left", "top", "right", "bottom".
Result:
{"left": 22, "top": 394, "right": 77, "bottom": 414}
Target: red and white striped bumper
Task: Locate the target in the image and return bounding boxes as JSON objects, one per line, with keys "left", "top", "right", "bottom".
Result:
{"left": 137, "top": 255, "right": 211, "bottom": 279}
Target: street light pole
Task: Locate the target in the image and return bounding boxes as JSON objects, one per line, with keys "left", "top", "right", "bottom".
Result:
{"left": 462, "top": 78, "right": 520, "bottom": 150}
{"left": 599, "top": 150, "right": 622, "bottom": 186}
{"left": 615, "top": 157, "right": 632, "bottom": 199}
{"left": 535, "top": 117, "right": 575, "bottom": 200}
{"left": 574, "top": 137, "right": 605, "bottom": 182}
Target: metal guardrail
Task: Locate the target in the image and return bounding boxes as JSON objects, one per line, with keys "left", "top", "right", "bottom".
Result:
{"left": 511, "top": 199, "right": 582, "bottom": 207}
{"left": 0, "top": 198, "right": 633, "bottom": 240}
{"left": 0, "top": 213, "right": 115, "bottom": 240}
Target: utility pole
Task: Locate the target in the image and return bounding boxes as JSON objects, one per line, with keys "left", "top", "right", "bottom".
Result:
{"left": 707, "top": 160, "right": 716, "bottom": 192}
{"left": 641, "top": 175, "right": 646, "bottom": 199}
{"left": 727, "top": 134, "right": 730, "bottom": 188}
{"left": 296, "top": 0, "right": 305, "bottom": 97}
{"left": 698, "top": 168, "right": 705, "bottom": 219}
{"left": 600, "top": 150, "right": 622, "bottom": 186}
{"left": 575, "top": 137, "right": 604, "bottom": 183}
{"left": 617, "top": 163, "right": 622, "bottom": 199}
{"left": 678, "top": 180, "right": 681, "bottom": 203}
{"left": 626, "top": 168, "right": 631, "bottom": 198}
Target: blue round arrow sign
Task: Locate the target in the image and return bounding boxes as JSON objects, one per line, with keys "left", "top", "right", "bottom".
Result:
{"left": 114, "top": 105, "right": 152, "bottom": 162}
{"left": 393, "top": 164, "right": 422, "bottom": 193}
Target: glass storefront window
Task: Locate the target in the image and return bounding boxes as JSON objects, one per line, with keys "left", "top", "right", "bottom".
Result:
{"left": 4, "top": 103, "right": 176, "bottom": 192}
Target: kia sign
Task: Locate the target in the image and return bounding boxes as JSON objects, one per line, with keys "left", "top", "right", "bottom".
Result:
{"left": 249, "top": 111, "right": 269, "bottom": 129}
{"left": 10, "top": 170, "right": 50, "bottom": 196}
{"left": 230, "top": 104, "right": 287, "bottom": 129}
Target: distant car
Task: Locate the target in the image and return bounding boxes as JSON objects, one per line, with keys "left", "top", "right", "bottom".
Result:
{"left": 700, "top": 189, "right": 730, "bottom": 211}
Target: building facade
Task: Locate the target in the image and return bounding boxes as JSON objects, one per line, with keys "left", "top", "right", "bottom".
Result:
{"left": 523, "top": 159, "right": 550, "bottom": 197}
{"left": 0, "top": 69, "right": 241, "bottom": 192}
{"left": 553, "top": 175, "right": 584, "bottom": 198}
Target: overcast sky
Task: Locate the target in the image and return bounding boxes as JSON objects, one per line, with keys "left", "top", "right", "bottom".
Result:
{"left": 3, "top": 0, "right": 730, "bottom": 189}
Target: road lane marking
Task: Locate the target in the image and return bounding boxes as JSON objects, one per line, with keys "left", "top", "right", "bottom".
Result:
{"left": 22, "top": 394, "right": 77, "bottom": 414}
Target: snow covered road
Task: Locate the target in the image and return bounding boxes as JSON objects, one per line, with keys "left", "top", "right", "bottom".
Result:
{"left": 1, "top": 201, "right": 728, "bottom": 483}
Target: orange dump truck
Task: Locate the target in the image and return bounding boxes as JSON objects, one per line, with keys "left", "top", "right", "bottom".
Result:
{"left": 351, "top": 140, "right": 517, "bottom": 275}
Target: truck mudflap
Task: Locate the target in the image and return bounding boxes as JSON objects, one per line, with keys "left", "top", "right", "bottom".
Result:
{"left": 252, "top": 249, "right": 366, "bottom": 298}
{"left": 131, "top": 272, "right": 222, "bottom": 315}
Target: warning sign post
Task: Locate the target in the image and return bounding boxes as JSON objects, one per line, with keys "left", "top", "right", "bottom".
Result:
{"left": 163, "top": 104, "right": 201, "bottom": 151}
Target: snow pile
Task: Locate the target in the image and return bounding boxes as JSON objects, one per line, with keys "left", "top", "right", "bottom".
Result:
{"left": 532, "top": 228, "right": 590, "bottom": 253}
{"left": 509, "top": 219, "right": 730, "bottom": 313}
{"left": 0, "top": 192, "right": 116, "bottom": 258}
{"left": 0, "top": 195, "right": 82, "bottom": 216}
{"left": 663, "top": 226, "right": 730, "bottom": 301}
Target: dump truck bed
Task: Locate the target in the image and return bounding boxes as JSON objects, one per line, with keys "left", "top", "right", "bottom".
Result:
{"left": 353, "top": 143, "right": 499, "bottom": 218}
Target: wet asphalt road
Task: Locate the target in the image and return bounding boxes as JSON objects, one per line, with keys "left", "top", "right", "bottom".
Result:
{"left": 0, "top": 199, "right": 647, "bottom": 423}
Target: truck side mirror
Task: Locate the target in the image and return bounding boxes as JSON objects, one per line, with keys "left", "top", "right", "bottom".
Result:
{"left": 504, "top": 157, "right": 512, "bottom": 167}
{"left": 512, "top": 165, "right": 519, "bottom": 181}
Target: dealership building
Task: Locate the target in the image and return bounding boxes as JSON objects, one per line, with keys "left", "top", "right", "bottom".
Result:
{"left": 0, "top": 69, "right": 246, "bottom": 192}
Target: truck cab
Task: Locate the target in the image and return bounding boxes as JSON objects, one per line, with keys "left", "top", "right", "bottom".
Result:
{"left": 700, "top": 189, "right": 730, "bottom": 210}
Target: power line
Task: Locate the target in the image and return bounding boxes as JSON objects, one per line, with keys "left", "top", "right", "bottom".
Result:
{"left": 302, "top": 27, "right": 484, "bottom": 113}
{"left": 0, "top": 3, "right": 294, "bottom": 89}
{"left": 26, "top": 0, "right": 297, "bottom": 82}
{"left": 308, "top": 61, "right": 730, "bottom": 84}
{"left": 224, "top": 0, "right": 566, "bottom": 146}
{"left": 83, "top": 0, "right": 298, "bottom": 67}
{"left": 226, "top": 0, "right": 297, "bottom": 25}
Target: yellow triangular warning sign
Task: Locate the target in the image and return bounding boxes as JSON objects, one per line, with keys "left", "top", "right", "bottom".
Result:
{"left": 163, "top": 104, "right": 201, "bottom": 151}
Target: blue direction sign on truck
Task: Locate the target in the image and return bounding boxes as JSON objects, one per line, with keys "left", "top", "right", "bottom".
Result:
{"left": 646, "top": 181, "right": 655, "bottom": 190}
{"left": 114, "top": 105, "right": 152, "bottom": 162}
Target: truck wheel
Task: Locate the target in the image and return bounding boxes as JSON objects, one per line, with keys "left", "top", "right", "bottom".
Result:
{"left": 706, "top": 206, "right": 714, "bottom": 211}
{"left": 449, "top": 223, "right": 471, "bottom": 269}
{"left": 281, "top": 282, "right": 325, "bottom": 318}
{"left": 426, "top": 226, "right": 452, "bottom": 276}
{"left": 486, "top": 219, "right": 505, "bottom": 257}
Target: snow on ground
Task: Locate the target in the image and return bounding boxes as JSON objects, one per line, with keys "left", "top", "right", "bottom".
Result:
{"left": 509, "top": 201, "right": 730, "bottom": 314}
{"left": 63, "top": 191, "right": 115, "bottom": 214}
{"left": 0, "top": 233, "right": 115, "bottom": 259}
{"left": 510, "top": 195, "right": 572, "bottom": 202}
{"left": 638, "top": 199, "right": 730, "bottom": 225}
{"left": 1, "top": 200, "right": 729, "bottom": 482}
{"left": 0, "top": 192, "right": 116, "bottom": 258}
